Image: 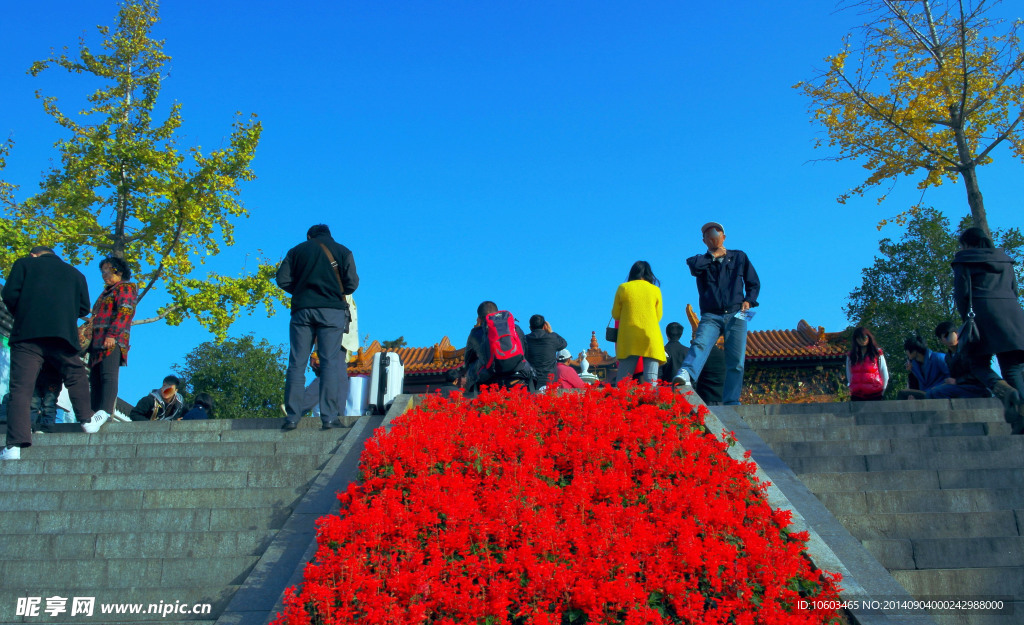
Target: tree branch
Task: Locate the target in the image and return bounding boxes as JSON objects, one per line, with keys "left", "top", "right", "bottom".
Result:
{"left": 957, "top": 0, "right": 971, "bottom": 126}
{"left": 834, "top": 67, "right": 960, "bottom": 166}
{"left": 881, "top": 0, "right": 946, "bottom": 69}
{"left": 132, "top": 305, "right": 178, "bottom": 326}
{"left": 137, "top": 196, "right": 187, "bottom": 303}
{"left": 972, "top": 110, "right": 1024, "bottom": 164}
{"left": 967, "top": 52, "right": 1024, "bottom": 117}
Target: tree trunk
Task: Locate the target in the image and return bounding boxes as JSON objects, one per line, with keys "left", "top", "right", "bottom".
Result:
{"left": 961, "top": 164, "right": 991, "bottom": 237}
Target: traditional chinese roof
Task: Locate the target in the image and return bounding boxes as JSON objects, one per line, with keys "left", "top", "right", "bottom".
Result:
{"left": 350, "top": 313, "right": 847, "bottom": 378}
{"left": 746, "top": 321, "right": 847, "bottom": 362}
{"left": 685, "top": 304, "right": 845, "bottom": 362}
{"left": 348, "top": 336, "right": 465, "bottom": 376}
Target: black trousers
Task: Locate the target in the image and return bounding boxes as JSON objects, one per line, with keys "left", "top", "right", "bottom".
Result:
{"left": 968, "top": 349, "right": 1024, "bottom": 396}
{"left": 90, "top": 346, "right": 122, "bottom": 414}
{"left": 6, "top": 338, "right": 94, "bottom": 448}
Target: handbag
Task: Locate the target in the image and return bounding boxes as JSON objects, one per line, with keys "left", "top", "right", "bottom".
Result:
{"left": 958, "top": 268, "right": 981, "bottom": 350}
{"left": 78, "top": 318, "right": 93, "bottom": 352}
{"left": 605, "top": 317, "right": 617, "bottom": 343}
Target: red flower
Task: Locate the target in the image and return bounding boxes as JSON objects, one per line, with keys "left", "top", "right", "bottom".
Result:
{"left": 274, "top": 382, "right": 843, "bottom": 625}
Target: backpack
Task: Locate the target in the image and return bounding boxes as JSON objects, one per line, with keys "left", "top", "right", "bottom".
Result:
{"left": 484, "top": 311, "right": 525, "bottom": 374}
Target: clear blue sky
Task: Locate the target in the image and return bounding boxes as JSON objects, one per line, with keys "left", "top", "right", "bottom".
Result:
{"left": 2, "top": 1, "right": 1021, "bottom": 404}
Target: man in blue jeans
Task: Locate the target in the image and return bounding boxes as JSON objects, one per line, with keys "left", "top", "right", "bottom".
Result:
{"left": 276, "top": 224, "right": 359, "bottom": 431}
{"left": 673, "top": 222, "right": 760, "bottom": 405}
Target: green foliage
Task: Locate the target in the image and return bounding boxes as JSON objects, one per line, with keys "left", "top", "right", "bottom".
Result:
{"left": 742, "top": 363, "right": 848, "bottom": 404}
{"left": 173, "top": 333, "right": 286, "bottom": 419}
{"left": 0, "top": 0, "right": 284, "bottom": 339}
{"left": 381, "top": 336, "right": 408, "bottom": 349}
{"left": 846, "top": 207, "right": 1024, "bottom": 394}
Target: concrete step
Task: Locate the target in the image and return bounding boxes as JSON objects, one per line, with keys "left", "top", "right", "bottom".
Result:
{"left": 0, "top": 453, "right": 327, "bottom": 475}
{"left": 0, "top": 530, "right": 277, "bottom": 559}
{"left": 15, "top": 439, "right": 346, "bottom": 460}
{"left": 0, "top": 556, "right": 260, "bottom": 589}
{"left": 758, "top": 421, "right": 1009, "bottom": 443}
{"left": 774, "top": 435, "right": 1024, "bottom": 459}
{"left": 816, "top": 488, "right": 1024, "bottom": 515}
{"left": 930, "top": 612, "right": 1024, "bottom": 625}
{"left": 892, "top": 567, "right": 1024, "bottom": 601}
{"left": 733, "top": 397, "right": 1001, "bottom": 416}
{"left": 741, "top": 408, "right": 1004, "bottom": 430}
{"left": 864, "top": 537, "right": 1024, "bottom": 570}
{"left": 802, "top": 469, "right": 1024, "bottom": 492}
{"left": 0, "top": 586, "right": 237, "bottom": 623}
{"left": 0, "top": 470, "right": 319, "bottom": 492}
{"left": 835, "top": 510, "right": 1021, "bottom": 540}
{"left": 0, "top": 486, "right": 306, "bottom": 512}
{"left": 71, "top": 428, "right": 348, "bottom": 445}
{"left": 0, "top": 416, "right": 355, "bottom": 434}
{"left": 786, "top": 448, "right": 1024, "bottom": 474}
{"left": 8, "top": 506, "right": 295, "bottom": 534}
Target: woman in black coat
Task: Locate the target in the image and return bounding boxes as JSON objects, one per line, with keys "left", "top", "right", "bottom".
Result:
{"left": 952, "top": 227, "right": 1024, "bottom": 428}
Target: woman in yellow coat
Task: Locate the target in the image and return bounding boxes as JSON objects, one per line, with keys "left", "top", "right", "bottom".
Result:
{"left": 611, "top": 261, "right": 666, "bottom": 385}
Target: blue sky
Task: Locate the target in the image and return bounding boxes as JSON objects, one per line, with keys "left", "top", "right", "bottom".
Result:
{"left": 2, "top": 1, "right": 1022, "bottom": 404}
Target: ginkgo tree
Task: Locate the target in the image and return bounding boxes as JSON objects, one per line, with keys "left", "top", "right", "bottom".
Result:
{"left": 797, "top": 0, "right": 1024, "bottom": 235}
{"left": 0, "top": 0, "right": 285, "bottom": 338}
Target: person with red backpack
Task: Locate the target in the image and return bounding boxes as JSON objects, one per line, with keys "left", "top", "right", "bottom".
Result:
{"left": 464, "top": 301, "right": 534, "bottom": 393}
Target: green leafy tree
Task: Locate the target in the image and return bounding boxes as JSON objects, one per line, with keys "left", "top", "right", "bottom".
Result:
{"left": 381, "top": 336, "right": 408, "bottom": 349}
{"left": 0, "top": 0, "right": 283, "bottom": 338}
{"left": 797, "top": 0, "right": 1024, "bottom": 234}
{"left": 846, "top": 206, "right": 1024, "bottom": 393}
{"left": 173, "top": 334, "right": 286, "bottom": 419}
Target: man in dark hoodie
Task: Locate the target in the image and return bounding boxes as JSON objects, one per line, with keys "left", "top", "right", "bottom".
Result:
{"left": 276, "top": 224, "right": 359, "bottom": 431}
{"left": 128, "top": 375, "right": 185, "bottom": 421}
{"left": 523, "top": 315, "right": 568, "bottom": 391}
{"left": 953, "top": 227, "right": 1024, "bottom": 428}
{"left": 926, "top": 321, "right": 989, "bottom": 400}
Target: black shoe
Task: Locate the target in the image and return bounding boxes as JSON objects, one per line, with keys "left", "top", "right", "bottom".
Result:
{"left": 281, "top": 421, "right": 298, "bottom": 431}
{"left": 321, "top": 420, "right": 344, "bottom": 430}
{"left": 993, "top": 381, "right": 1021, "bottom": 426}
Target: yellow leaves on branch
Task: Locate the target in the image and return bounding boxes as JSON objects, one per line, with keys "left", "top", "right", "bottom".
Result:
{"left": 797, "top": 0, "right": 1024, "bottom": 213}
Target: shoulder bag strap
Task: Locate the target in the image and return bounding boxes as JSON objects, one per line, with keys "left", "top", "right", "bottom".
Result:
{"left": 966, "top": 267, "right": 975, "bottom": 317}
{"left": 317, "top": 242, "right": 346, "bottom": 296}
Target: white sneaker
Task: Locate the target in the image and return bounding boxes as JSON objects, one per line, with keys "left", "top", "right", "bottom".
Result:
{"left": 0, "top": 446, "right": 21, "bottom": 460}
{"left": 109, "top": 411, "right": 130, "bottom": 423}
{"left": 82, "top": 410, "right": 110, "bottom": 434}
{"left": 672, "top": 369, "right": 692, "bottom": 386}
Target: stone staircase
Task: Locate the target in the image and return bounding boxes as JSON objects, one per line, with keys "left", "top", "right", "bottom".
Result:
{"left": 0, "top": 417, "right": 365, "bottom": 624}
{"left": 731, "top": 398, "right": 1023, "bottom": 625}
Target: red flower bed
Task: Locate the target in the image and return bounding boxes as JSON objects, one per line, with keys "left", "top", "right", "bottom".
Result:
{"left": 275, "top": 383, "right": 843, "bottom": 625}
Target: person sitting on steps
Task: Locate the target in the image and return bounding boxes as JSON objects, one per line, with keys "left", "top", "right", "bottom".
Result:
{"left": 128, "top": 375, "right": 185, "bottom": 421}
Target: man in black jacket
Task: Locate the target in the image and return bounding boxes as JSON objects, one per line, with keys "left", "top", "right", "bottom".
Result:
{"left": 276, "top": 225, "right": 359, "bottom": 431}
{"left": 128, "top": 375, "right": 186, "bottom": 421}
{"left": 523, "top": 315, "right": 567, "bottom": 391}
{"left": 2, "top": 247, "right": 109, "bottom": 460}
{"left": 672, "top": 222, "right": 760, "bottom": 406}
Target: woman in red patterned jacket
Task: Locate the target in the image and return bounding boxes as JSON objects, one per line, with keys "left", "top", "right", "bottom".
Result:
{"left": 89, "top": 257, "right": 137, "bottom": 415}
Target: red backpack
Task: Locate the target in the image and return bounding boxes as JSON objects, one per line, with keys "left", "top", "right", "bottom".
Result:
{"left": 484, "top": 311, "right": 525, "bottom": 374}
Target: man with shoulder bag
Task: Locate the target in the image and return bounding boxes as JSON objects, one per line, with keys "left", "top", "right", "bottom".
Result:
{"left": 276, "top": 224, "right": 359, "bottom": 431}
